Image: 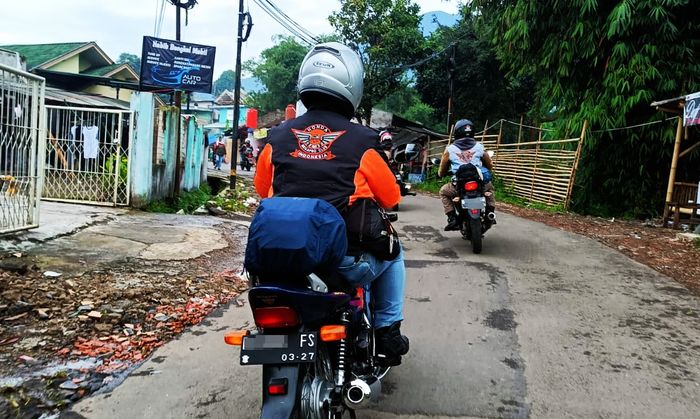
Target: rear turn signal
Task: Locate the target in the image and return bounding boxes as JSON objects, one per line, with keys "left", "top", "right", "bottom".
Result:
{"left": 254, "top": 307, "right": 300, "bottom": 329}
{"left": 224, "top": 330, "right": 249, "bottom": 346}
{"left": 464, "top": 181, "right": 479, "bottom": 191}
{"left": 268, "top": 378, "right": 288, "bottom": 395}
{"left": 320, "top": 325, "right": 347, "bottom": 342}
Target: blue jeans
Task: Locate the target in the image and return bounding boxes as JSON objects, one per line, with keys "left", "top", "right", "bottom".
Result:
{"left": 336, "top": 249, "right": 405, "bottom": 329}
{"left": 214, "top": 154, "right": 224, "bottom": 169}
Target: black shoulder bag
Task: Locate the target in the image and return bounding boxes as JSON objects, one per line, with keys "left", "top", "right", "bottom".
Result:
{"left": 343, "top": 198, "right": 400, "bottom": 260}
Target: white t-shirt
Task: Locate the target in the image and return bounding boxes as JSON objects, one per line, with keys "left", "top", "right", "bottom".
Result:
{"left": 82, "top": 126, "right": 99, "bottom": 159}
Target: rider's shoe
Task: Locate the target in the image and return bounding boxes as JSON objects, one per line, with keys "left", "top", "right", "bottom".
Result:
{"left": 375, "top": 321, "right": 409, "bottom": 366}
{"left": 444, "top": 211, "right": 460, "bottom": 231}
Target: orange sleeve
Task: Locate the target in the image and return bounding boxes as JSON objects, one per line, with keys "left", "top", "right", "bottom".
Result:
{"left": 253, "top": 143, "right": 274, "bottom": 198}
{"left": 356, "top": 149, "right": 400, "bottom": 209}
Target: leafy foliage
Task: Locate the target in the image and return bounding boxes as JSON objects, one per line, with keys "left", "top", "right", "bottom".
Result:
{"left": 244, "top": 36, "right": 308, "bottom": 112}
{"left": 329, "top": 0, "right": 426, "bottom": 122}
{"left": 212, "top": 70, "right": 236, "bottom": 96}
{"left": 375, "top": 83, "right": 442, "bottom": 130}
{"left": 117, "top": 53, "right": 141, "bottom": 72}
{"left": 471, "top": 0, "right": 700, "bottom": 217}
{"left": 415, "top": 13, "right": 534, "bottom": 132}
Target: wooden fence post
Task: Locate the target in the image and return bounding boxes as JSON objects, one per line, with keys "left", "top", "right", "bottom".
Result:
{"left": 565, "top": 120, "right": 588, "bottom": 210}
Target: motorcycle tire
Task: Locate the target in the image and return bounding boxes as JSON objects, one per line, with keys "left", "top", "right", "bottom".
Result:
{"left": 469, "top": 217, "right": 482, "bottom": 254}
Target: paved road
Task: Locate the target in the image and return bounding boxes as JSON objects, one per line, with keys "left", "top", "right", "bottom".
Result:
{"left": 207, "top": 160, "right": 255, "bottom": 181}
{"left": 72, "top": 194, "right": 700, "bottom": 418}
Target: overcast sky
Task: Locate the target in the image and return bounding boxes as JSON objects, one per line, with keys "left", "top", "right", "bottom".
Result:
{"left": 1, "top": 0, "right": 460, "bottom": 78}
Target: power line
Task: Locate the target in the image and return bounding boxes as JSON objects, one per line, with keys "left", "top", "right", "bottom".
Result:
{"left": 253, "top": 0, "right": 314, "bottom": 44}
{"left": 252, "top": 0, "right": 317, "bottom": 45}
{"left": 262, "top": 0, "right": 318, "bottom": 42}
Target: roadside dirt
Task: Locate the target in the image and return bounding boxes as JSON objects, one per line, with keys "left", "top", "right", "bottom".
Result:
{"left": 0, "top": 221, "right": 250, "bottom": 417}
{"left": 497, "top": 202, "right": 700, "bottom": 295}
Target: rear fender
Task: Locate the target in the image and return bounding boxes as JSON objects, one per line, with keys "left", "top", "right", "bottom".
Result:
{"left": 261, "top": 364, "right": 300, "bottom": 418}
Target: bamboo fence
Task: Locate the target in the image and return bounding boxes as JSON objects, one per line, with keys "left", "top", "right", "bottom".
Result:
{"left": 424, "top": 119, "right": 587, "bottom": 209}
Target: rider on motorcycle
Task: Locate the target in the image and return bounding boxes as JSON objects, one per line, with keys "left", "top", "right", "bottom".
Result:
{"left": 254, "top": 42, "right": 409, "bottom": 366}
{"left": 438, "top": 118, "right": 497, "bottom": 231}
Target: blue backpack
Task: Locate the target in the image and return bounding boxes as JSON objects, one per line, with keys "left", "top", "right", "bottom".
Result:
{"left": 244, "top": 197, "right": 348, "bottom": 279}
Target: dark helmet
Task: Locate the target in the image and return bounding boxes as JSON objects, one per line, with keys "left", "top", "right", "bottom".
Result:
{"left": 454, "top": 119, "right": 474, "bottom": 138}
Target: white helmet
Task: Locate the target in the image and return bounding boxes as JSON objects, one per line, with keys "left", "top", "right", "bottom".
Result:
{"left": 298, "top": 42, "right": 364, "bottom": 114}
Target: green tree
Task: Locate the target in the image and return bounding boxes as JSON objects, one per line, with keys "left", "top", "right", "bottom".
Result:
{"left": 244, "top": 36, "right": 308, "bottom": 112}
{"left": 329, "top": 0, "right": 426, "bottom": 123}
{"left": 471, "top": 0, "right": 700, "bottom": 217}
{"left": 117, "top": 52, "right": 141, "bottom": 72}
{"left": 212, "top": 70, "right": 236, "bottom": 96}
{"left": 376, "top": 83, "right": 441, "bottom": 130}
{"left": 414, "top": 14, "right": 534, "bottom": 132}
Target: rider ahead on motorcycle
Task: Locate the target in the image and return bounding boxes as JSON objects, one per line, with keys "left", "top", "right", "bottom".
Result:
{"left": 254, "top": 42, "right": 409, "bottom": 366}
{"left": 438, "top": 118, "right": 497, "bottom": 231}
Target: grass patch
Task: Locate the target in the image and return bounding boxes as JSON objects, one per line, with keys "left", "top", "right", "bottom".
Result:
{"left": 146, "top": 184, "right": 212, "bottom": 214}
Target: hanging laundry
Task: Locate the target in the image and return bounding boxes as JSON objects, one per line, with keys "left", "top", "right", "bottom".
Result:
{"left": 82, "top": 125, "right": 100, "bottom": 159}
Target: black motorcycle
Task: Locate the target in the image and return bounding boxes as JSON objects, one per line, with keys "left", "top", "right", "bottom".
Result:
{"left": 389, "top": 143, "right": 420, "bottom": 210}
{"left": 240, "top": 146, "right": 254, "bottom": 171}
{"left": 225, "top": 263, "right": 395, "bottom": 417}
{"left": 451, "top": 163, "right": 495, "bottom": 254}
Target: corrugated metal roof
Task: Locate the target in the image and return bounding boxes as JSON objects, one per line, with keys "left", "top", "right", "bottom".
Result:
{"left": 44, "top": 87, "right": 130, "bottom": 110}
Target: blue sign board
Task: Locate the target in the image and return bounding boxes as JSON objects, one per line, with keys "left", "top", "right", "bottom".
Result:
{"left": 140, "top": 36, "right": 216, "bottom": 93}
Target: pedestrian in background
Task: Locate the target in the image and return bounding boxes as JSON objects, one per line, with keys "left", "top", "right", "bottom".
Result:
{"left": 213, "top": 136, "right": 226, "bottom": 170}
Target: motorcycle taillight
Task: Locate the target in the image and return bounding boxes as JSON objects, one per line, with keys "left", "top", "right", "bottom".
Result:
{"left": 253, "top": 307, "right": 300, "bottom": 328}
{"left": 464, "top": 181, "right": 479, "bottom": 191}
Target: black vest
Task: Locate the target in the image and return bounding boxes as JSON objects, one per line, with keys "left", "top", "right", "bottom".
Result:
{"left": 267, "top": 110, "right": 380, "bottom": 210}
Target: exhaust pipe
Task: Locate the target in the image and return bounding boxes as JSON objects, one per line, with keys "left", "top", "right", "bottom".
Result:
{"left": 487, "top": 212, "right": 496, "bottom": 221}
{"left": 343, "top": 377, "right": 381, "bottom": 409}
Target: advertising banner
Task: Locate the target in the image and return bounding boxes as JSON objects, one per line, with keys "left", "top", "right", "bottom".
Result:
{"left": 684, "top": 91, "right": 700, "bottom": 126}
{"left": 140, "top": 36, "right": 216, "bottom": 93}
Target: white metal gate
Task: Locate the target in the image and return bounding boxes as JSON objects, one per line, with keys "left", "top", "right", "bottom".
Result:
{"left": 0, "top": 63, "right": 45, "bottom": 234}
{"left": 44, "top": 105, "right": 131, "bottom": 206}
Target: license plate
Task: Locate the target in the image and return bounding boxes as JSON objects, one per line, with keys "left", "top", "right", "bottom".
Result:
{"left": 240, "top": 332, "right": 317, "bottom": 365}
{"left": 461, "top": 197, "right": 486, "bottom": 210}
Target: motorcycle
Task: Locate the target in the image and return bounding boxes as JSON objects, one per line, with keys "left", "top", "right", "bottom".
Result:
{"left": 388, "top": 143, "right": 420, "bottom": 210}
{"left": 450, "top": 163, "right": 495, "bottom": 254}
{"left": 224, "top": 216, "right": 398, "bottom": 418}
{"left": 240, "top": 147, "right": 254, "bottom": 171}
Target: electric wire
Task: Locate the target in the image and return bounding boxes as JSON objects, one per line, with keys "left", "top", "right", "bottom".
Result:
{"left": 251, "top": 0, "right": 316, "bottom": 45}
{"left": 261, "top": 0, "right": 318, "bottom": 42}
{"left": 253, "top": 0, "right": 315, "bottom": 45}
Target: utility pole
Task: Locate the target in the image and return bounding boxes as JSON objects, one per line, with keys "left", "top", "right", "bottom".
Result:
{"left": 446, "top": 44, "right": 456, "bottom": 133}
{"left": 173, "top": 3, "right": 183, "bottom": 195}
{"left": 229, "top": 0, "right": 246, "bottom": 188}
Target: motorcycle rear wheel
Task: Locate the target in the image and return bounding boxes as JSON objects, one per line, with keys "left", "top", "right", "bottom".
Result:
{"left": 469, "top": 218, "right": 482, "bottom": 254}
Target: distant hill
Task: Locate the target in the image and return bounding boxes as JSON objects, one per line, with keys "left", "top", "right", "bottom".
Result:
{"left": 242, "top": 77, "right": 264, "bottom": 93}
{"left": 421, "top": 10, "right": 459, "bottom": 36}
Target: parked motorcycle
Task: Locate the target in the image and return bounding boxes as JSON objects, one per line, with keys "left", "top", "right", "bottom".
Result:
{"left": 450, "top": 163, "right": 495, "bottom": 253}
{"left": 224, "top": 246, "right": 397, "bottom": 417}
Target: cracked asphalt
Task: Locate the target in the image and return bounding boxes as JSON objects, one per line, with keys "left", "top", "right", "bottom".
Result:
{"left": 70, "top": 194, "right": 700, "bottom": 418}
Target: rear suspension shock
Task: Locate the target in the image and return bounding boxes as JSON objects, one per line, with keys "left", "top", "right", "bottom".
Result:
{"left": 335, "top": 311, "right": 350, "bottom": 387}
